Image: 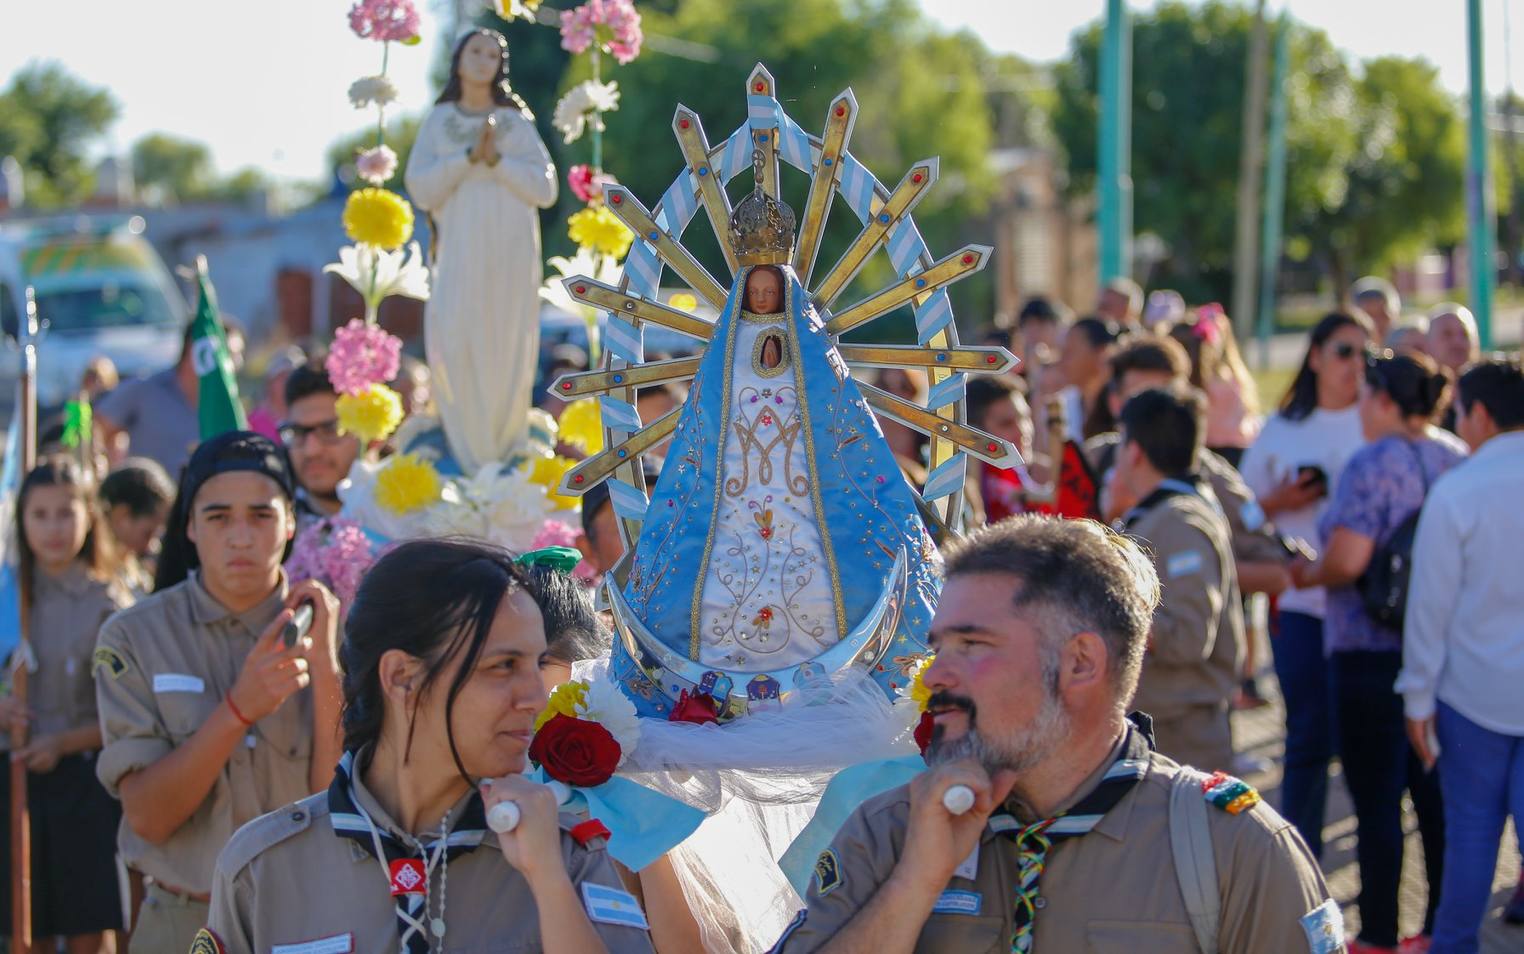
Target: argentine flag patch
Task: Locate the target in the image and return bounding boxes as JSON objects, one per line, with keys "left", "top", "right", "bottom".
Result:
{"left": 1299, "top": 899, "right": 1344, "bottom": 953}
{"left": 582, "top": 881, "right": 650, "bottom": 930}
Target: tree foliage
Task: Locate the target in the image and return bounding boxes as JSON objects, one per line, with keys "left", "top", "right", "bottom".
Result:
{"left": 1290, "top": 56, "right": 1466, "bottom": 289}
{"left": 1052, "top": 1, "right": 1360, "bottom": 302}
{"left": 0, "top": 63, "right": 119, "bottom": 207}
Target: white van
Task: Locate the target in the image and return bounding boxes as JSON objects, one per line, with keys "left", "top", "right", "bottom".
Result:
{"left": 0, "top": 215, "right": 186, "bottom": 410}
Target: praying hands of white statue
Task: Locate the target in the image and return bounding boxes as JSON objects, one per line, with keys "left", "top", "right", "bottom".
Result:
{"left": 468, "top": 116, "right": 500, "bottom": 167}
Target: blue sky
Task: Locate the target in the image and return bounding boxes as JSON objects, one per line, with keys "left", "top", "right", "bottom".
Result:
{"left": 2, "top": 1, "right": 1517, "bottom": 182}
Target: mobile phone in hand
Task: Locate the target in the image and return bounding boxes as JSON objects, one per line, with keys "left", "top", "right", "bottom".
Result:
{"left": 1295, "top": 464, "right": 1329, "bottom": 495}
{"left": 282, "top": 602, "right": 315, "bottom": 650}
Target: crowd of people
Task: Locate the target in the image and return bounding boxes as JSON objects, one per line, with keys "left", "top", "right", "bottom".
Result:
{"left": 0, "top": 271, "right": 1520, "bottom": 953}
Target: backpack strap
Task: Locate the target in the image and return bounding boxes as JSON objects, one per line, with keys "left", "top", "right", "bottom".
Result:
{"left": 1169, "top": 768, "right": 1220, "bottom": 954}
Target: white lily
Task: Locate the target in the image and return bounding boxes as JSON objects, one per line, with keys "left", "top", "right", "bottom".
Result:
{"left": 552, "top": 80, "right": 621, "bottom": 144}
{"left": 324, "top": 242, "right": 430, "bottom": 322}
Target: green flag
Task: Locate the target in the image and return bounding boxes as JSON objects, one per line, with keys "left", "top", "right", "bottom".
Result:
{"left": 189, "top": 256, "right": 248, "bottom": 439}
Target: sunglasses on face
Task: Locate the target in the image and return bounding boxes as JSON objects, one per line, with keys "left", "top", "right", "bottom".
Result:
{"left": 1330, "top": 342, "right": 1362, "bottom": 360}
{"left": 278, "top": 419, "right": 343, "bottom": 447}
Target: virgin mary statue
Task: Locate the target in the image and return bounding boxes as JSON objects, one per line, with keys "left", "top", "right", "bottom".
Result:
{"left": 405, "top": 28, "right": 556, "bottom": 472}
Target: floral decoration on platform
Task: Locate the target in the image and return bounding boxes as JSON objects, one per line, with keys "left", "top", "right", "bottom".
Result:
{"left": 531, "top": 676, "right": 641, "bottom": 787}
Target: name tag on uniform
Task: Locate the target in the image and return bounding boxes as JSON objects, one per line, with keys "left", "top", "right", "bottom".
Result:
{"left": 153, "top": 673, "right": 205, "bottom": 694}
{"left": 271, "top": 935, "right": 353, "bottom": 954}
{"left": 932, "top": 890, "right": 982, "bottom": 915}
{"left": 1166, "top": 551, "right": 1204, "bottom": 579}
{"left": 581, "top": 882, "right": 649, "bottom": 930}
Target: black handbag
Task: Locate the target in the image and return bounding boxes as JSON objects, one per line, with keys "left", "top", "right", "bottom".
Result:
{"left": 1357, "top": 441, "right": 1430, "bottom": 628}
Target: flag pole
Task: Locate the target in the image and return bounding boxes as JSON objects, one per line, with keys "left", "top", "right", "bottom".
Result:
{"left": 10, "top": 286, "right": 38, "bottom": 954}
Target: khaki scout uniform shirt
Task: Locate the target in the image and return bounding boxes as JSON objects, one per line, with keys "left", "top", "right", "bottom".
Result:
{"left": 94, "top": 572, "right": 315, "bottom": 893}
{"left": 774, "top": 746, "right": 1336, "bottom": 954}
{"left": 26, "top": 565, "right": 132, "bottom": 739}
{"left": 1126, "top": 487, "right": 1245, "bottom": 723}
{"left": 205, "top": 779, "right": 656, "bottom": 953}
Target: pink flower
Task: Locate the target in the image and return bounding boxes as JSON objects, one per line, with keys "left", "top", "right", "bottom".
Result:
{"left": 356, "top": 145, "right": 398, "bottom": 186}
{"left": 326, "top": 318, "right": 403, "bottom": 396}
{"left": 567, "top": 164, "right": 616, "bottom": 204}
{"left": 532, "top": 518, "right": 597, "bottom": 581}
{"left": 348, "top": 0, "right": 420, "bottom": 42}
{"left": 559, "top": 0, "right": 642, "bottom": 65}
{"left": 288, "top": 517, "right": 377, "bottom": 607}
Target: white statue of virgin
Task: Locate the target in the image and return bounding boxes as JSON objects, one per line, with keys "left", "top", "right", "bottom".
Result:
{"left": 405, "top": 28, "right": 557, "bottom": 472}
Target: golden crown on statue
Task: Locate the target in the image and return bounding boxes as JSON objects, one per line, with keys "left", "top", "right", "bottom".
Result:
{"left": 729, "top": 149, "right": 797, "bottom": 267}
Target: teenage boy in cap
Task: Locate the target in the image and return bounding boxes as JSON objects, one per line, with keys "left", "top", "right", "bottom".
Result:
{"left": 93, "top": 431, "right": 341, "bottom": 952}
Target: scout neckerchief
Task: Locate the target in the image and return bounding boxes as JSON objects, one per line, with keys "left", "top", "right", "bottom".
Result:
{"left": 328, "top": 750, "right": 489, "bottom": 954}
{"left": 1001, "top": 714, "right": 1155, "bottom": 952}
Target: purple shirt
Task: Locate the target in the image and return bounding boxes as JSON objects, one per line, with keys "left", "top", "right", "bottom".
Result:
{"left": 1319, "top": 433, "right": 1466, "bottom": 654}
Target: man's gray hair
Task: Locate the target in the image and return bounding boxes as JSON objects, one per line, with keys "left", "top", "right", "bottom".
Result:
{"left": 1350, "top": 275, "right": 1400, "bottom": 316}
{"left": 941, "top": 516, "right": 1160, "bottom": 708}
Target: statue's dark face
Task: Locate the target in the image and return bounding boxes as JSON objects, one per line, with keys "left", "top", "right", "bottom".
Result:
{"left": 458, "top": 33, "right": 502, "bottom": 86}
{"left": 745, "top": 269, "right": 782, "bottom": 315}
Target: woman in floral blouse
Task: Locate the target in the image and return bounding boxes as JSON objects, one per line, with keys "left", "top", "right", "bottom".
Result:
{"left": 1294, "top": 351, "right": 1466, "bottom": 954}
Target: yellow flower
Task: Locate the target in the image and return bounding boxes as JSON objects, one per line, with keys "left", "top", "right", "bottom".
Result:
{"left": 343, "top": 188, "right": 415, "bottom": 250}
{"left": 375, "top": 453, "right": 442, "bottom": 515}
{"left": 557, "top": 398, "right": 605, "bottom": 454}
{"left": 335, "top": 384, "right": 404, "bottom": 443}
{"left": 535, "top": 680, "right": 588, "bottom": 731}
{"left": 668, "top": 293, "right": 698, "bottom": 312}
{"left": 529, "top": 455, "right": 579, "bottom": 509}
{"left": 567, "top": 205, "right": 633, "bottom": 259}
{"left": 910, "top": 655, "right": 934, "bottom": 711}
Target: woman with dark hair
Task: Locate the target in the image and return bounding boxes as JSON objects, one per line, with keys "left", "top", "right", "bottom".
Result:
{"left": 204, "top": 539, "right": 654, "bottom": 953}
{"left": 1293, "top": 351, "right": 1466, "bottom": 953}
{"left": 1237, "top": 310, "right": 1371, "bottom": 861}
{"left": 1058, "top": 315, "right": 1123, "bottom": 440}
{"left": 405, "top": 27, "right": 557, "bottom": 472}
{"left": 0, "top": 456, "right": 133, "bottom": 952}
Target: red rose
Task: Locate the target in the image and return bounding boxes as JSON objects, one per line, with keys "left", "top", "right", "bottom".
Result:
{"left": 667, "top": 689, "right": 720, "bottom": 725}
{"left": 529, "top": 714, "right": 621, "bottom": 787}
{"left": 913, "top": 711, "right": 935, "bottom": 757}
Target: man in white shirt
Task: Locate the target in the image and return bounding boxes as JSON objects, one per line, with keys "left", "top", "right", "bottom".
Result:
{"left": 1397, "top": 355, "right": 1524, "bottom": 951}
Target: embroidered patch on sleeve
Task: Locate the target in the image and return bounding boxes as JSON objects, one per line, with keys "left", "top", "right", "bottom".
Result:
{"left": 812, "top": 848, "right": 843, "bottom": 896}
{"left": 581, "top": 881, "right": 650, "bottom": 930}
{"left": 189, "top": 929, "right": 226, "bottom": 954}
{"left": 1240, "top": 499, "right": 1266, "bottom": 531}
{"left": 931, "top": 889, "right": 982, "bottom": 915}
{"left": 1299, "top": 898, "right": 1345, "bottom": 954}
{"left": 1166, "top": 550, "right": 1204, "bottom": 578}
{"left": 92, "top": 646, "right": 128, "bottom": 680}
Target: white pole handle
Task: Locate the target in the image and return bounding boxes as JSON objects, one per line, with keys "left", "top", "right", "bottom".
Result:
{"left": 486, "top": 800, "right": 521, "bottom": 833}
{"left": 942, "top": 784, "right": 976, "bottom": 815}
{"left": 485, "top": 779, "right": 575, "bottom": 833}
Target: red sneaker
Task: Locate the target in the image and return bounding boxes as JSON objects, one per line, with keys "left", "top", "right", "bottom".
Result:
{"left": 1397, "top": 936, "right": 1431, "bottom": 954}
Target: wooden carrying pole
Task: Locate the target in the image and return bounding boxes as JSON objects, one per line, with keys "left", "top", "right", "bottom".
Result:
{"left": 10, "top": 287, "right": 37, "bottom": 953}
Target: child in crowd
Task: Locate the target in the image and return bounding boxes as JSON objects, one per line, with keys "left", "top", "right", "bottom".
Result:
{"left": 99, "top": 457, "right": 175, "bottom": 591}
{"left": 0, "top": 456, "right": 135, "bottom": 953}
